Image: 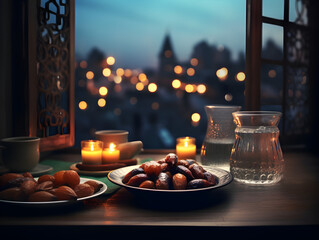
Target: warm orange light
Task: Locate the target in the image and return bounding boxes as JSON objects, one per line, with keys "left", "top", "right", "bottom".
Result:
{"left": 172, "top": 79, "right": 181, "bottom": 89}
{"left": 216, "top": 67, "right": 228, "bottom": 81}
{"left": 187, "top": 68, "right": 195, "bottom": 76}
{"left": 98, "top": 98, "right": 106, "bottom": 107}
{"left": 114, "top": 84, "right": 122, "bottom": 92}
{"left": 78, "top": 101, "right": 88, "bottom": 110}
{"left": 86, "top": 71, "right": 94, "bottom": 80}
{"left": 185, "top": 84, "right": 194, "bottom": 93}
{"left": 124, "top": 69, "right": 132, "bottom": 77}
{"left": 99, "top": 86, "right": 108, "bottom": 96}
{"left": 190, "top": 58, "right": 198, "bottom": 66}
{"left": 102, "top": 68, "right": 111, "bottom": 77}
{"left": 136, "top": 82, "right": 144, "bottom": 91}
{"left": 174, "top": 65, "right": 183, "bottom": 74}
{"left": 148, "top": 83, "right": 157, "bottom": 93}
{"left": 236, "top": 72, "right": 246, "bottom": 82}
{"left": 138, "top": 73, "right": 147, "bottom": 82}
{"left": 80, "top": 61, "right": 87, "bottom": 69}
{"left": 268, "top": 70, "right": 276, "bottom": 78}
{"left": 106, "top": 56, "right": 115, "bottom": 65}
{"left": 116, "top": 68, "right": 124, "bottom": 76}
{"left": 152, "top": 102, "right": 159, "bottom": 110}
{"left": 130, "top": 76, "right": 138, "bottom": 85}
{"left": 191, "top": 113, "right": 201, "bottom": 122}
{"left": 225, "top": 93, "right": 233, "bottom": 102}
{"left": 114, "top": 76, "right": 122, "bottom": 84}
{"left": 197, "top": 84, "right": 206, "bottom": 94}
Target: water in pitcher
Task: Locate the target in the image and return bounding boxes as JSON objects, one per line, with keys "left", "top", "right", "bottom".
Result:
{"left": 200, "top": 139, "right": 234, "bottom": 171}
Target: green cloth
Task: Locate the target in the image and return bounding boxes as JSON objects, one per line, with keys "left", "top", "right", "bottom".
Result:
{"left": 41, "top": 158, "right": 152, "bottom": 195}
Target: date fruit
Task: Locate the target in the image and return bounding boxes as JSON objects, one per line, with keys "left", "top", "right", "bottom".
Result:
{"left": 142, "top": 161, "right": 162, "bottom": 177}
{"left": 156, "top": 172, "right": 170, "bottom": 190}
{"left": 139, "top": 180, "right": 155, "bottom": 189}
{"left": 126, "top": 173, "right": 149, "bottom": 187}
{"left": 38, "top": 174, "right": 55, "bottom": 184}
{"left": 172, "top": 173, "right": 187, "bottom": 190}
{"left": 36, "top": 181, "right": 54, "bottom": 191}
{"left": 84, "top": 180, "right": 103, "bottom": 193}
{"left": 187, "top": 179, "right": 212, "bottom": 189}
{"left": 189, "top": 164, "right": 205, "bottom": 179}
{"left": 74, "top": 183, "right": 94, "bottom": 198}
{"left": 29, "top": 191, "right": 57, "bottom": 202}
{"left": 53, "top": 171, "right": 66, "bottom": 187}
{"left": 0, "top": 187, "right": 24, "bottom": 201}
{"left": 122, "top": 167, "right": 144, "bottom": 184}
{"left": 63, "top": 170, "right": 80, "bottom": 188}
{"left": 20, "top": 180, "right": 37, "bottom": 196}
{"left": 53, "top": 186, "right": 77, "bottom": 200}
{"left": 175, "top": 165, "right": 194, "bottom": 180}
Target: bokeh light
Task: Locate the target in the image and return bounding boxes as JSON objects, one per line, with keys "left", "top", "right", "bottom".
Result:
{"left": 106, "top": 56, "right": 115, "bottom": 65}
{"left": 236, "top": 72, "right": 246, "bottom": 82}
{"left": 99, "top": 86, "right": 108, "bottom": 96}
{"left": 97, "top": 98, "right": 106, "bottom": 107}
{"left": 225, "top": 93, "right": 233, "bottom": 102}
{"left": 86, "top": 71, "right": 94, "bottom": 80}
{"left": 174, "top": 65, "right": 183, "bottom": 74}
{"left": 190, "top": 58, "right": 198, "bottom": 66}
{"left": 80, "top": 60, "right": 87, "bottom": 69}
{"left": 116, "top": 68, "right": 124, "bottom": 76}
{"left": 148, "top": 83, "right": 157, "bottom": 92}
{"left": 138, "top": 73, "right": 147, "bottom": 82}
{"left": 185, "top": 84, "right": 194, "bottom": 93}
{"left": 172, "top": 79, "right": 181, "bottom": 89}
{"left": 216, "top": 67, "right": 228, "bottom": 81}
{"left": 102, "top": 68, "right": 111, "bottom": 77}
{"left": 191, "top": 113, "right": 201, "bottom": 122}
{"left": 187, "top": 68, "right": 195, "bottom": 76}
{"left": 78, "top": 101, "right": 87, "bottom": 110}
{"left": 197, "top": 84, "right": 206, "bottom": 94}
{"left": 136, "top": 82, "right": 144, "bottom": 91}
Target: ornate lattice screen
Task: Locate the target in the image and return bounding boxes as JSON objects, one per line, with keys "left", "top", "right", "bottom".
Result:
{"left": 28, "top": 0, "right": 75, "bottom": 151}
{"left": 246, "top": 0, "right": 312, "bottom": 145}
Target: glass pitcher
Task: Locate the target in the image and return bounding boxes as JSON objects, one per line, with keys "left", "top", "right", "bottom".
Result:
{"left": 200, "top": 105, "right": 241, "bottom": 170}
{"left": 230, "top": 111, "right": 284, "bottom": 184}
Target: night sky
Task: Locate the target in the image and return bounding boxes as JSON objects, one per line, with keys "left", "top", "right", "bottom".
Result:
{"left": 75, "top": 0, "right": 286, "bottom": 69}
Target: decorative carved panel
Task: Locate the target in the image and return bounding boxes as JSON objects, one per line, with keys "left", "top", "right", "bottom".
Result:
{"left": 285, "top": 0, "right": 310, "bottom": 137}
{"left": 28, "top": 0, "right": 74, "bottom": 151}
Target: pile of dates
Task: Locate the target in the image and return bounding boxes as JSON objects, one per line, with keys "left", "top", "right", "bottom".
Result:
{"left": 122, "top": 153, "right": 217, "bottom": 190}
{"left": 0, "top": 170, "right": 103, "bottom": 202}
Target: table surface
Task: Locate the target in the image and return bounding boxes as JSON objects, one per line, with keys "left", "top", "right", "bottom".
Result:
{"left": 1, "top": 150, "right": 319, "bottom": 237}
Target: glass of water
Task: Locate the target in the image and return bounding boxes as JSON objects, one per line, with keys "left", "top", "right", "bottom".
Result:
{"left": 200, "top": 105, "right": 241, "bottom": 170}
{"left": 230, "top": 111, "right": 284, "bottom": 184}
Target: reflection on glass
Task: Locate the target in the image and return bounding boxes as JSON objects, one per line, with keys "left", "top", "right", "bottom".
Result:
{"left": 262, "top": 23, "right": 283, "bottom": 60}
{"left": 263, "top": 0, "right": 284, "bottom": 19}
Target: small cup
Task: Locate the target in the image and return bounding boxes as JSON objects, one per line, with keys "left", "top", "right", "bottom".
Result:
{"left": 0, "top": 136, "right": 40, "bottom": 172}
{"left": 95, "top": 130, "right": 129, "bottom": 146}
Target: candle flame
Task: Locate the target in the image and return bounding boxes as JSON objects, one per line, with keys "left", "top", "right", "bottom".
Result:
{"left": 109, "top": 143, "right": 116, "bottom": 152}
{"left": 90, "top": 143, "right": 94, "bottom": 151}
{"left": 184, "top": 141, "right": 188, "bottom": 147}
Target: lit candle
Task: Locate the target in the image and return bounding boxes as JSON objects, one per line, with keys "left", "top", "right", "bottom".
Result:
{"left": 176, "top": 137, "right": 196, "bottom": 160}
{"left": 81, "top": 140, "right": 103, "bottom": 165}
{"left": 102, "top": 143, "right": 120, "bottom": 163}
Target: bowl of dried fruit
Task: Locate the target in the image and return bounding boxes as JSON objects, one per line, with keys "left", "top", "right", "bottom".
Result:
{"left": 0, "top": 170, "right": 107, "bottom": 207}
{"left": 107, "top": 153, "right": 232, "bottom": 200}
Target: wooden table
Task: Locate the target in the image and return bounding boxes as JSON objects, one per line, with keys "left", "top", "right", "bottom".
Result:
{"left": 0, "top": 151, "right": 318, "bottom": 238}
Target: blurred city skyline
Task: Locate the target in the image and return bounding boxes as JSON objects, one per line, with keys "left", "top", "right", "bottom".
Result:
{"left": 75, "top": 0, "right": 247, "bottom": 69}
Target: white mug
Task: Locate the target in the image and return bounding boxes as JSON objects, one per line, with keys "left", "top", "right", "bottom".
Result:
{"left": 0, "top": 136, "right": 40, "bottom": 172}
